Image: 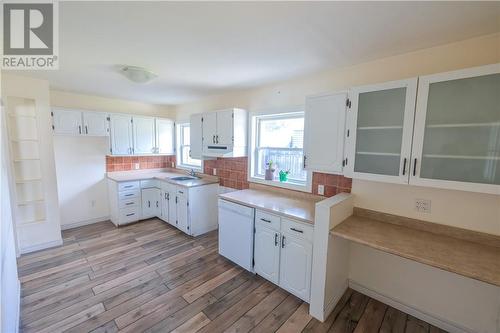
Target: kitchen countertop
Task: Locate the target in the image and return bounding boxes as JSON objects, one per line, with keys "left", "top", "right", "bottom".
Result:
{"left": 219, "top": 189, "right": 321, "bottom": 224}
{"left": 331, "top": 214, "right": 500, "bottom": 287}
{"left": 107, "top": 169, "right": 219, "bottom": 188}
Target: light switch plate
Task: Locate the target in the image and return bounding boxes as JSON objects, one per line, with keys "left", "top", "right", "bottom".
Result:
{"left": 171, "top": 162, "right": 175, "bottom": 168}
{"left": 415, "top": 199, "right": 431, "bottom": 213}
{"left": 213, "top": 168, "right": 217, "bottom": 176}
{"left": 134, "top": 163, "right": 140, "bottom": 170}
{"left": 318, "top": 184, "right": 325, "bottom": 195}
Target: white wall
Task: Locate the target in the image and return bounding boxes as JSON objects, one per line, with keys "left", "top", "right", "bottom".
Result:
{"left": 50, "top": 90, "right": 174, "bottom": 228}
{"left": 1, "top": 71, "right": 21, "bottom": 333}
{"left": 53, "top": 136, "right": 110, "bottom": 229}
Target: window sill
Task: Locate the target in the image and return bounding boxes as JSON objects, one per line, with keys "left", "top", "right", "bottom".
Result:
{"left": 249, "top": 176, "right": 311, "bottom": 193}
{"left": 177, "top": 164, "right": 203, "bottom": 172}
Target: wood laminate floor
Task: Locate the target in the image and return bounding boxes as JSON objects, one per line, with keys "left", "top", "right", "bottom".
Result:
{"left": 18, "top": 219, "right": 447, "bottom": 333}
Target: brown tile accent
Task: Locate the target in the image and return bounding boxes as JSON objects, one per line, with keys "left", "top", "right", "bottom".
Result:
{"left": 312, "top": 171, "right": 352, "bottom": 197}
{"left": 106, "top": 155, "right": 176, "bottom": 172}
{"left": 203, "top": 157, "right": 249, "bottom": 190}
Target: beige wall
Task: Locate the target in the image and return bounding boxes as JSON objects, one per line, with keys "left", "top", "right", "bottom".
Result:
{"left": 50, "top": 90, "right": 175, "bottom": 118}
{"left": 173, "top": 33, "right": 500, "bottom": 236}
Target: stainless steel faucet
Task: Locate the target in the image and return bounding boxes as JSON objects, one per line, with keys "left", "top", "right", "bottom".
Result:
{"left": 188, "top": 169, "right": 197, "bottom": 177}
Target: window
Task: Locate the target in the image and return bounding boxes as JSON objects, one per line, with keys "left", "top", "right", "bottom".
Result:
{"left": 250, "top": 111, "right": 309, "bottom": 190}
{"left": 176, "top": 123, "right": 202, "bottom": 170}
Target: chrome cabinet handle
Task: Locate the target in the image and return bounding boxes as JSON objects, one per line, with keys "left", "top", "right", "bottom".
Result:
{"left": 281, "top": 235, "right": 286, "bottom": 248}
{"left": 156, "top": 201, "right": 159, "bottom": 208}
{"left": 124, "top": 185, "right": 133, "bottom": 188}
{"left": 167, "top": 193, "right": 170, "bottom": 200}
{"left": 413, "top": 158, "right": 417, "bottom": 176}
{"left": 303, "top": 155, "right": 307, "bottom": 169}
{"left": 274, "top": 233, "right": 278, "bottom": 246}
{"left": 85, "top": 125, "right": 88, "bottom": 134}
{"left": 124, "top": 194, "right": 134, "bottom": 197}
{"left": 125, "top": 202, "right": 134, "bottom": 206}
{"left": 126, "top": 213, "right": 134, "bottom": 216}
{"left": 148, "top": 200, "right": 151, "bottom": 207}
{"left": 216, "top": 135, "right": 219, "bottom": 143}
{"left": 402, "top": 158, "right": 407, "bottom": 175}
{"left": 213, "top": 135, "right": 216, "bottom": 143}
{"left": 290, "top": 227, "right": 303, "bottom": 233}
{"left": 260, "top": 218, "right": 271, "bottom": 223}
{"left": 78, "top": 125, "right": 82, "bottom": 134}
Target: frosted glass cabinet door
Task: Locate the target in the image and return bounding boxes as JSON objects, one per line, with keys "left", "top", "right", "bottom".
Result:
{"left": 345, "top": 78, "right": 417, "bottom": 183}
{"left": 411, "top": 64, "right": 500, "bottom": 194}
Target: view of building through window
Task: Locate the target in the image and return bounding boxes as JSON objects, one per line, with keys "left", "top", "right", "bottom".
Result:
{"left": 254, "top": 113, "right": 307, "bottom": 184}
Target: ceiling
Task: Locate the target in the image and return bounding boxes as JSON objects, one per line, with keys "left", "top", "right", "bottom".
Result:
{"left": 13, "top": 1, "right": 500, "bottom": 105}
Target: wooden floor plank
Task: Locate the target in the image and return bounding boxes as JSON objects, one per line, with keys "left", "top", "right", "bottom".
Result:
{"left": 18, "top": 220, "right": 447, "bottom": 333}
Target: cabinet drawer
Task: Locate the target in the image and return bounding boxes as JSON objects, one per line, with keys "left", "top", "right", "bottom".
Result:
{"left": 281, "top": 218, "right": 313, "bottom": 242}
{"left": 255, "top": 210, "right": 281, "bottom": 231}
{"left": 176, "top": 187, "right": 188, "bottom": 198}
{"left": 141, "top": 179, "right": 159, "bottom": 189}
{"left": 119, "top": 206, "right": 140, "bottom": 223}
{"left": 118, "top": 181, "right": 139, "bottom": 192}
{"left": 118, "top": 189, "right": 140, "bottom": 200}
{"left": 119, "top": 197, "right": 140, "bottom": 208}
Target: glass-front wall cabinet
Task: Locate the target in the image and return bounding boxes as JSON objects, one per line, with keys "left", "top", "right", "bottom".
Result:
{"left": 411, "top": 64, "right": 500, "bottom": 193}
{"left": 346, "top": 78, "right": 417, "bottom": 184}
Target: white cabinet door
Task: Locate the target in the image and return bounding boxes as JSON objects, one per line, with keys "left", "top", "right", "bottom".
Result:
{"left": 279, "top": 233, "right": 312, "bottom": 302}
{"left": 168, "top": 189, "right": 177, "bottom": 227}
{"left": 141, "top": 188, "right": 160, "bottom": 219}
{"left": 216, "top": 109, "right": 233, "bottom": 145}
{"left": 160, "top": 190, "right": 169, "bottom": 223}
{"left": 345, "top": 78, "right": 417, "bottom": 183}
{"left": 110, "top": 114, "right": 133, "bottom": 155}
{"left": 52, "top": 109, "right": 82, "bottom": 135}
{"left": 177, "top": 195, "right": 189, "bottom": 234}
{"left": 203, "top": 112, "right": 217, "bottom": 147}
{"left": 304, "top": 92, "right": 347, "bottom": 174}
{"left": 190, "top": 113, "right": 203, "bottom": 159}
{"left": 254, "top": 225, "right": 280, "bottom": 285}
{"left": 156, "top": 118, "right": 174, "bottom": 154}
{"left": 133, "top": 116, "right": 156, "bottom": 154}
{"left": 82, "top": 112, "right": 109, "bottom": 136}
{"left": 411, "top": 64, "right": 500, "bottom": 194}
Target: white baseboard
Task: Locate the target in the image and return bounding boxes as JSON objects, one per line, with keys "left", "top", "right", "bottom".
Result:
{"left": 60, "top": 216, "right": 110, "bottom": 230}
{"left": 348, "top": 280, "right": 474, "bottom": 333}
{"left": 15, "top": 279, "right": 20, "bottom": 333}
{"left": 19, "top": 238, "right": 63, "bottom": 254}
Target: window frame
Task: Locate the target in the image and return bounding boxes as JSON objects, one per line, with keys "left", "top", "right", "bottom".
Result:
{"left": 176, "top": 122, "right": 203, "bottom": 171}
{"left": 248, "top": 106, "right": 312, "bottom": 192}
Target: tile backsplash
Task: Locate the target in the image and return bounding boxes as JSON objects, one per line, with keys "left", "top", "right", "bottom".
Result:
{"left": 203, "top": 156, "right": 351, "bottom": 196}
{"left": 106, "top": 155, "right": 176, "bottom": 172}
{"left": 204, "top": 157, "right": 249, "bottom": 190}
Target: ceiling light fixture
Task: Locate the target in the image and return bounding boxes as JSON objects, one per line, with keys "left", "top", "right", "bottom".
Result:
{"left": 117, "top": 65, "right": 157, "bottom": 83}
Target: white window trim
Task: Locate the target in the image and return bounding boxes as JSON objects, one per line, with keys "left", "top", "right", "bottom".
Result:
{"left": 176, "top": 122, "right": 203, "bottom": 171}
{"left": 247, "top": 106, "right": 312, "bottom": 193}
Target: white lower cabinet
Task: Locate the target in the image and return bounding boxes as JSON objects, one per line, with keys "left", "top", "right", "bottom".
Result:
{"left": 253, "top": 210, "right": 313, "bottom": 302}
{"left": 254, "top": 224, "right": 280, "bottom": 285}
{"left": 141, "top": 187, "right": 161, "bottom": 219}
{"left": 279, "top": 232, "right": 313, "bottom": 302}
{"left": 109, "top": 178, "right": 218, "bottom": 236}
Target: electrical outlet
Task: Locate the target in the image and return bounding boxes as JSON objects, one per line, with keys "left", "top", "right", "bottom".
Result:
{"left": 318, "top": 184, "right": 325, "bottom": 196}
{"left": 171, "top": 162, "right": 175, "bottom": 168}
{"left": 134, "top": 163, "right": 140, "bottom": 170}
{"left": 213, "top": 168, "right": 217, "bottom": 176}
{"left": 415, "top": 199, "right": 431, "bottom": 213}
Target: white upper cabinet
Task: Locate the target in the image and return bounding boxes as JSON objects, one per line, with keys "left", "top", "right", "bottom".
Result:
{"left": 189, "top": 113, "right": 203, "bottom": 159}
{"left": 199, "top": 108, "right": 247, "bottom": 157}
{"left": 155, "top": 118, "right": 174, "bottom": 154}
{"left": 304, "top": 91, "right": 347, "bottom": 174}
{"left": 203, "top": 112, "right": 218, "bottom": 146}
{"left": 110, "top": 114, "right": 133, "bottom": 155}
{"left": 411, "top": 64, "right": 500, "bottom": 194}
{"left": 216, "top": 109, "right": 234, "bottom": 145}
{"left": 52, "top": 109, "right": 83, "bottom": 135}
{"left": 133, "top": 116, "right": 156, "bottom": 154}
{"left": 82, "top": 112, "right": 109, "bottom": 136}
{"left": 345, "top": 78, "right": 417, "bottom": 184}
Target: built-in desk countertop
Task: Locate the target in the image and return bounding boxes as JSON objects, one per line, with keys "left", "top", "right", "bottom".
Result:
{"left": 219, "top": 189, "right": 321, "bottom": 224}
{"left": 331, "top": 210, "right": 500, "bottom": 287}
